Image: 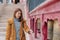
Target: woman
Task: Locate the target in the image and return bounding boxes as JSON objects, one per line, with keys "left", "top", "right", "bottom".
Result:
{"left": 42, "top": 22, "right": 47, "bottom": 40}
{"left": 6, "top": 8, "right": 30, "bottom": 40}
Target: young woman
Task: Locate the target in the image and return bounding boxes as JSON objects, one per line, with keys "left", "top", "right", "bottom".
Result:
{"left": 6, "top": 8, "right": 30, "bottom": 40}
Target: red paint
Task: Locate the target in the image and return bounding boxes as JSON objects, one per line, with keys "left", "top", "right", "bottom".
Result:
{"left": 33, "top": 16, "right": 37, "bottom": 38}
{"left": 27, "top": 0, "right": 60, "bottom": 39}
{"left": 30, "top": 18, "right": 34, "bottom": 32}
{"left": 42, "top": 22, "right": 47, "bottom": 40}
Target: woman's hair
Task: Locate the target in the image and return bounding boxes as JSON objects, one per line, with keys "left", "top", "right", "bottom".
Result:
{"left": 14, "top": 8, "right": 23, "bottom": 22}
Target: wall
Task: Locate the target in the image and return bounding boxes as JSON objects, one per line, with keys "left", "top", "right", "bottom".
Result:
{"left": 29, "top": 1, "right": 60, "bottom": 40}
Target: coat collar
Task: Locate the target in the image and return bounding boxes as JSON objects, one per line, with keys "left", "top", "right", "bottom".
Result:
{"left": 8, "top": 18, "right": 25, "bottom": 25}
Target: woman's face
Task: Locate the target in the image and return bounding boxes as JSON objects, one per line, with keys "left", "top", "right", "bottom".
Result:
{"left": 15, "top": 11, "right": 21, "bottom": 19}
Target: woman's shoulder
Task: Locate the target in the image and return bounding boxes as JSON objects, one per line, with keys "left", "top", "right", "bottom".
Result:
{"left": 8, "top": 18, "right": 14, "bottom": 24}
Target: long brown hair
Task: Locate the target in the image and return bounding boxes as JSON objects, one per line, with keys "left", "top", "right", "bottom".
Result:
{"left": 14, "top": 8, "right": 23, "bottom": 22}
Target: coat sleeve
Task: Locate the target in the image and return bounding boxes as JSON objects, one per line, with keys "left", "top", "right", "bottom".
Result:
{"left": 6, "top": 20, "right": 11, "bottom": 40}
{"left": 23, "top": 20, "right": 30, "bottom": 33}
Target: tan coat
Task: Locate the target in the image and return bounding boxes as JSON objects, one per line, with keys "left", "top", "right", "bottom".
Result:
{"left": 6, "top": 18, "right": 30, "bottom": 40}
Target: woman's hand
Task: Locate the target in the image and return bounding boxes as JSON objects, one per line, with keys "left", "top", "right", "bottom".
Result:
{"left": 28, "top": 31, "right": 31, "bottom": 34}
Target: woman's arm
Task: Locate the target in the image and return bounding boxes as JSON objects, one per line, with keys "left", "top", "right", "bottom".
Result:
{"left": 23, "top": 20, "right": 30, "bottom": 34}
{"left": 6, "top": 20, "right": 11, "bottom": 40}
